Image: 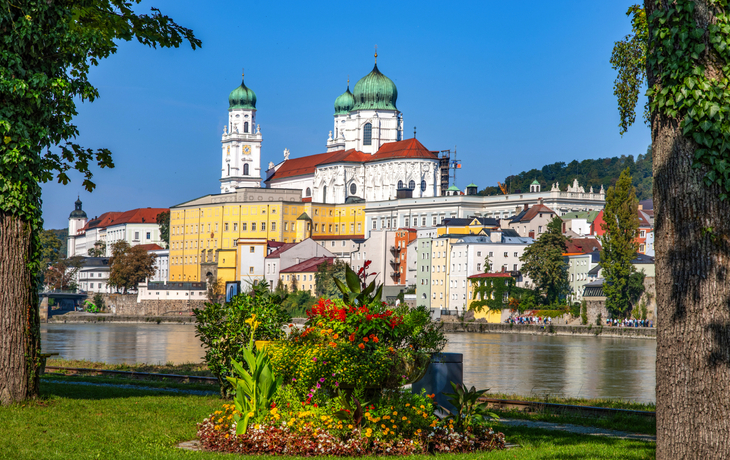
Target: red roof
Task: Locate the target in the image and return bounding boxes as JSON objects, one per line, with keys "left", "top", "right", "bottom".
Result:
{"left": 518, "top": 204, "right": 556, "bottom": 222}
{"left": 80, "top": 208, "right": 168, "bottom": 233}
{"left": 265, "top": 243, "right": 298, "bottom": 259}
{"left": 468, "top": 273, "right": 513, "bottom": 279}
{"left": 301, "top": 197, "right": 312, "bottom": 202}
{"left": 266, "top": 139, "right": 438, "bottom": 183}
{"left": 137, "top": 244, "right": 164, "bottom": 251}
{"left": 280, "top": 257, "right": 333, "bottom": 273}
{"left": 564, "top": 237, "right": 602, "bottom": 254}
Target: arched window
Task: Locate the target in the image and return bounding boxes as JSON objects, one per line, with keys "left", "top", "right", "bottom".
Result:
{"left": 243, "top": 163, "right": 249, "bottom": 175}
{"left": 244, "top": 122, "right": 249, "bottom": 133}
{"left": 349, "top": 183, "right": 357, "bottom": 195}
{"left": 363, "top": 123, "right": 372, "bottom": 146}
{"left": 421, "top": 180, "right": 427, "bottom": 192}
{"left": 397, "top": 180, "right": 404, "bottom": 189}
{"left": 305, "top": 187, "right": 311, "bottom": 197}
{"left": 227, "top": 164, "right": 230, "bottom": 176}
{"left": 409, "top": 180, "right": 415, "bottom": 190}
{"left": 322, "top": 185, "right": 327, "bottom": 203}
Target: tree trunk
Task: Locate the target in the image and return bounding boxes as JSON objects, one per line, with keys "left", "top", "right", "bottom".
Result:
{"left": 647, "top": 3, "right": 730, "bottom": 457}
{"left": 0, "top": 212, "right": 40, "bottom": 404}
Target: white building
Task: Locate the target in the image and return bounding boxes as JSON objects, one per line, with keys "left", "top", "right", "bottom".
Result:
{"left": 67, "top": 199, "right": 168, "bottom": 258}
{"left": 264, "top": 238, "right": 335, "bottom": 288}
{"left": 77, "top": 257, "right": 111, "bottom": 294}
{"left": 143, "top": 245, "right": 169, "bottom": 282}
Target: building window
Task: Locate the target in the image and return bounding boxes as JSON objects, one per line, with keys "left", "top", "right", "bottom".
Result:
{"left": 244, "top": 122, "right": 249, "bottom": 133}
{"left": 409, "top": 180, "right": 415, "bottom": 190}
{"left": 398, "top": 180, "right": 404, "bottom": 189}
{"left": 146, "top": 232, "right": 151, "bottom": 239}
{"left": 323, "top": 185, "right": 327, "bottom": 203}
{"left": 422, "top": 217, "right": 426, "bottom": 226}
{"left": 252, "top": 223, "right": 257, "bottom": 231}
{"left": 350, "top": 183, "right": 357, "bottom": 195}
{"left": 261, "top": 222, "right": 266, "bottom": 231}
{"left": 134, "top": 231, "right": 139, "bottom": 240}
{"left": 224, "top": 223, "right": 229, "bottom": 231}
{"left": 306, "top": 187, "right": 311, "bottom": 197}
{"left": 504, "top": 252, "right": 508, "bottom": 257}
{"left": 405, "top": 217, "right": 409, "bottom": 227}
{"left": 242, "top": 223, "right": 247, "bottom": 231}
{"left": 249, "top": 267, "right": 254, "bottom": 274}
{"left": 272, "top": 222, "right": 276, "bottom": 231}
{"left": 243, "top": 163, "right": 249, "bottom": 175}
{"left": 250, "top": 246, "right": 255, "bottom": 253}
{"left": 421, "top": 180, "right": 426, "bottom": 192}
{"left": 233, "top": 223, "right": 238, "bottom": 231}
{"left": 363, "top": 123, "right": 372, "bottom": 145}
{"left": 514, "top": 252, "right": 518, "bottom": 257}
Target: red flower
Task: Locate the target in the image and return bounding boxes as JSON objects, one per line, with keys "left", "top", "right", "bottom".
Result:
{"left": 358, "top": 343, "right": 365, "bottom": 349}
{"left": 363, "top": 337, "right": 369, "bottom": 343}
{"left": 349, "top": 333, "right": 355, "bottom": 342}
{"left": 373, "top": 337, "right": 379, "bottom": 343}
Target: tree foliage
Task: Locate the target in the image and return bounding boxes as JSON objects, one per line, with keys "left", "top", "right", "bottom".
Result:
{"left": 39, "top": 230, "right": 63, "bottom": 268}
{"left": 108, "top": 240, "right": 156, "bottom": 293}
{"left": 478, "top": 150, "right": 654, "bottom": 201}
{"left": 87, "top": 240, "right": 106, "bottom": 257}
{"left": 599, "top": 168, "right": 640, "bottom": 318}
{"left": 519, "top": 216, "right": 570, "bottom": 304}
{"left": 610, "top": 4, "right": 649, "bottom": 134}
{"left": 44, "top": 256, "right": 84, "bottom": 291}
{"left": 314, "top": 259, "right": 347, "bottom": 299}
{"left": 156, "top": 210, "right": 170, "bottom": 248}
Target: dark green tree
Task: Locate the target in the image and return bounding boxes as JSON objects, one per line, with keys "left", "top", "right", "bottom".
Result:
{"left": 0, "top": 1, "right": 199, "bottom": 404}
{"left": 39, "top": 230, "right": 63, "bottom": 269}
{"left": 519, "top": 216, "right": 570, "bottom": 304}
{"left": 314, "top": 259, "right": 347, "bottom": 299}
{"left": 87, "top": 240, "right": 106, "bottom": 257}
{"left": 599, "top": 168, "right": 639, "bottom": 318}
{"left": 156, "top": 210, "right": 170, "bottom": 248}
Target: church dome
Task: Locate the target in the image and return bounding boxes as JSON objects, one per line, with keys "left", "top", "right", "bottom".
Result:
{"left": 334, "top": 84, "right": 355, "bottom": 114}
{"left": 69, "top": 198, "right": 87, "bottom": 219}
{"left": 228, "top": 75, "right": 257, "bottom": 110}
{"left": 352, "top": 58, "right": 398, "bottom": 111}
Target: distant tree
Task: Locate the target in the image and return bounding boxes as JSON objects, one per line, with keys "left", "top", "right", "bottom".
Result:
{"left": 44, "top": 256, "right": 84, "bottom": 291}
{"left": 206, "top": 275, "right": 223, "bottom": 303}
{"left": 87, "top": 240, "right": 106, "bottom": 257}
{"left": 108, "top": 241, "right": 156, "bottom": 293}
{"left": 290, "top": 273, "right": 299, "bottom": 292}
{"left": 519, "top": 216, "right": 570, "bottom": 304}
{"left": 314, "top": 259, "right": 347, "bottom": 299}
{"left": 39, "top": 230, "right": 63, "bottom": 269}
{"left": 156, "top": 210, "right": 170, "bottom": 248}
{"left": 599, "top": 168, "right": 639, "bottom": 318}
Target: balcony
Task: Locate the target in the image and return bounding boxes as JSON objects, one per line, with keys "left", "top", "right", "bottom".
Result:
{"left": 389, "top": 246, "right": 401, "bottom": 256}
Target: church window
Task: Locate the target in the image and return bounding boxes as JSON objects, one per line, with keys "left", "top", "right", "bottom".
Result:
{"left": 322, "top": 185, "right": 327, "bottom": 203}
{"left": 409, "top": 180, "right": 415, "bottom": 190}
{"left": 398, "top": 180, "right": 404, "bottom": 189}
{"left": 306, "top": 187, "right": 311, "bottom": 197}
{"left": 349, "top": 183, "right": 357, "bottom": 195}
{"left": 227, "top": 164, "right": 230, "bottom": 176}
{"left": 363, "top": 123, "right": 372, "bottom": 145}
{"left": 244, "top": 122, "right": 249, "bottom": 133}
{"left": 243, "top": 163, "right": 249, "bottom": 175}
{"left": 421, "top": 180, "right": 426, "bottom": 192}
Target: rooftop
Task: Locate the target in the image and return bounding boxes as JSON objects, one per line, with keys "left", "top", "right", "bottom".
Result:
{"left": 280, "top": 256, "right": 334, "bottom": 273}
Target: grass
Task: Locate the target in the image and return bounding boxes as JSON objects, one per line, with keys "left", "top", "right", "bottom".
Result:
{"left": 0, "top": 377, "right": 655, "bottom": 460}
{"left": 45, "top": 358, "right": 213, "bottom": 377}
{"left": 490, "top": 408, "right": 656, "bottom": 436}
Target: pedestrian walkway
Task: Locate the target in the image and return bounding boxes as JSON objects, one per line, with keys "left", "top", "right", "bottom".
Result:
{"left": 497, "top": 418, "right": 656, "bottom": 442}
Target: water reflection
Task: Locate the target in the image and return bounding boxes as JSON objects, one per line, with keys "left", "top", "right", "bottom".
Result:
{"left": 41, "top": 325, "right": 655, "bottom": 402}
{"left": 444, "top": 333, "right": 656, "bottom": 403}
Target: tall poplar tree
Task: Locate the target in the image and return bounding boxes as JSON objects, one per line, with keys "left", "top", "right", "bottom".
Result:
{"left": 0, "top": 1, "right": 199, "bottom": 405}
{"left": 613, "top": 1, "right": 730, "bottom": 456}
{"left": 599, "top": 168, "right": 639, "bottom": 318}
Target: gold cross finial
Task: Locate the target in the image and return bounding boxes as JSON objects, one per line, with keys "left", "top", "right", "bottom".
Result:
{"left": 241, "top": 68, "right": 245, "bottom": 79}
{"left": 347, "top": 75, "right": 350, "bottom": 87}
{"left": 374, "top": 45, "right": 378, "bottom": 64}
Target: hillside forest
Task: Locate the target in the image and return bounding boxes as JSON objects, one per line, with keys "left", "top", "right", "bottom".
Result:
{"left": 478, "top": 147, "right": 653, "bottom": 201}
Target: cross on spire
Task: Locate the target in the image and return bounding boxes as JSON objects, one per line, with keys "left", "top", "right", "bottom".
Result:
{"left": 374, "top": 44, "right": 378, "bottom": 64}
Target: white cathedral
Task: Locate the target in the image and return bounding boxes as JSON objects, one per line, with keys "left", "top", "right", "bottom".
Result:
{"left": 219, "top": 54, "right": 443, "bottom": 203}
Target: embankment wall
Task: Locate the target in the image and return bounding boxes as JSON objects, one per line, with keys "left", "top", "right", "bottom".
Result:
{"left": 439, "top": 321, "right": 656, "bottom": 339}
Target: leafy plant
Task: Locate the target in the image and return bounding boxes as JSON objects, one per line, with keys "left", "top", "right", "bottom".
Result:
{"left": 226, "top": 315, "right": 283, "bottom": 435}
{"left": 442, "top": 382, "right": 499, "bottom": 432}
{"left": 333, "top": 261, "right": 383, "bottom": 306}
{"left": 581, "top": 300, "right": 588, "bottom": 325}
{"left": 333, "top": 389, "right": 368, "bottom": 427}
{"left": 194, "top": 284, "right": 291, "bottom": 396}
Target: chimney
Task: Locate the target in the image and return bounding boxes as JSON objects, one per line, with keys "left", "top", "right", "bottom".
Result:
{"left": 538, "top": 198, "right": 543, "bottom": 205}
{"left": 490, "top": 229, "right": 502, "bottom": 243}
{"left": 515, "top": 206, "right": 522, "bottom": 214}
{"left": 523, "top": 204, "right": 528, "bottom": 211}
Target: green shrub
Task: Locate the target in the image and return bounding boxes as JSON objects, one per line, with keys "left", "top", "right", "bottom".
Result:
{"left": 194, "top": 282, "right": 291, "bottom": 397}
{"left": 581, "top": 300, "right": 588, "bottom": 325}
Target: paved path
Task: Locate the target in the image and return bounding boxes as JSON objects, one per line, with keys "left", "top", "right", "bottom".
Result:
{"left": 497, "top": 418, "right": 656, "bottom": 442}
{"left": 41, "top": 378, "right": 218, "bottom": 396}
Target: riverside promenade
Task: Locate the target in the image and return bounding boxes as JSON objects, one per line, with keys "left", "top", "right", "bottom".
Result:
{"left": 439, "top": 321, "right": 656, "bottom": 339}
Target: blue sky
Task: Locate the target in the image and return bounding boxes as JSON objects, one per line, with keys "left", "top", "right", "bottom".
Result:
{"left": 41, "top": 0, "right": 650, "bottom": 229}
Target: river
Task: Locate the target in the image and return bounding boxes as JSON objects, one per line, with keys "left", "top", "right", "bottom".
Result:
{"left": 41, "top": 323, "right": 656, "bottom": 403}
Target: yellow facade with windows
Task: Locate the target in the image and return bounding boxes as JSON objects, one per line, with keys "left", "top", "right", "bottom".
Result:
{"left": 436, "top": 217, "right": 500, "bottom": 236}
{"left": 169, "top": 188, "right": 364, "bottom": 283}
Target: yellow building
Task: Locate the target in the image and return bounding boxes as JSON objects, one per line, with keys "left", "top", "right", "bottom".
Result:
{"left": 429, "top": 233, "right": 464, "bottom": 310}
{"left": 435, "top": 217, "right": 500, "bottom": 236}
{"left": 169, "top": 188, "right": 364, "bottom": 283}
{"left": 278, "top": 256, "right": 333, "bottom": 295}
{"left": 467, "top": 273, "right": 514, "bottom": 323}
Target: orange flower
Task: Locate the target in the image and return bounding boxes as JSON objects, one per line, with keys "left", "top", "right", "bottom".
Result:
{"left": 358, "top": 343, "right": 365, "bottom": 349}
{"left": 428, "top": 393, "right": 435, "bottom": 399}
{"left": 388, "top": 347, "right": 395, "bottom": 353}
{"left": 329, "top": 342, "right": 337, "bottom": 348}
{"left": 373, "top": 337, "right": 379, "bottom": 343}
{"left": 363, "top": 337, "right": 369, "bottom": 343}
{"left": 333, "top": 333, "right": 339, "bottom": 340}
{"left": 349, "top": 334, "right": 355, "bottom": 342}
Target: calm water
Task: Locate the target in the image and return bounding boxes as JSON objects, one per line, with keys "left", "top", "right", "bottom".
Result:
{"left": 41, "top": 324, "right": 656, "bottom": 403}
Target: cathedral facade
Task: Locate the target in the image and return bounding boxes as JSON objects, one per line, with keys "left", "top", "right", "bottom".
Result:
{"left": 219, "top": 55, "right": 442, "bottom": 203}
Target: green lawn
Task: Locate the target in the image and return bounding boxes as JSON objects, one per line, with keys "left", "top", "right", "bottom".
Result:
{"left": 0, "top": 379, "right": 655, "bottom": 460}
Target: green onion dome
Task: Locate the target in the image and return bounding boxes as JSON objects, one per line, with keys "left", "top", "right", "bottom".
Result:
{"left": 69, "top": 197, "right": 87, "bottom": 218}
{"left": 352, "top": 61, "right": 398, "bottom": 111}
{"left": 228, "top": 75, "right": 257, "bottom": 110}
{"left": 334, "top": 84, "right": 355, "bottom": 114}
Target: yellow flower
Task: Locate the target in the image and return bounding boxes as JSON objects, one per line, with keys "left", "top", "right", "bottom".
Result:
{"left": 364, "top": 412, "right": 370, "bottom": 417}
{"left": 402, "top": 416, "right": 407, "bottom": 421}
{"left": 247, "top": 411, "right": 254, "bottom": 417}
{"left": 392, "top": 411, "right": 398, "bottom": 416}
{"left": 381, "top": 424, "right": 386, "bottom": 428}
{"left": 348, "top": 424, "right": 353, "bottom": 429}
{"left": 366, "top": 432, "right": 372, "bottom": 438}
{"left": 405, "top": 403, "right": 410, "bottom": 407}
{"left": 420, "top": 405, "right": 425, "bottom": 409}
{"left": 392, "top": 424, "right": 397, "bottom": 429}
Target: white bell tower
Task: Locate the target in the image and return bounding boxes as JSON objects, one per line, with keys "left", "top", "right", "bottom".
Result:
{"left": 221, "top": 71, "right": 262, "bottom": 193}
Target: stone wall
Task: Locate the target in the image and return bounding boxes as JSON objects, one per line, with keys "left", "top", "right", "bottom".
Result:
{"left": 440, "top": 321, "right": 656, "bottom": 339}
{"left": 99, "top": 293, "right": 206, "bottom": 316}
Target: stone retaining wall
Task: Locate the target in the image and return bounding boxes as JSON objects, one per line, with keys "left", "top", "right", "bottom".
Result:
{"left": 99, "top": 294, "right": 206, "bottom": 316}
{"left": 48, "top": 314, "right": 196, "bottom": 324}
{"left": 439, "top": 321, "right": 656, "bottom": 339}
